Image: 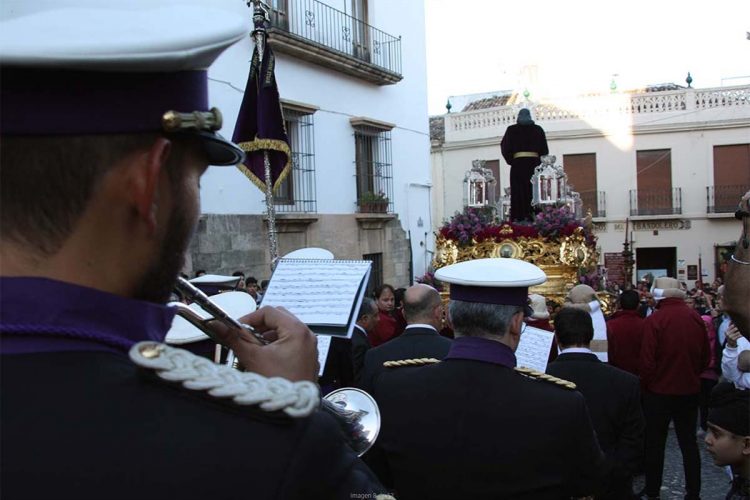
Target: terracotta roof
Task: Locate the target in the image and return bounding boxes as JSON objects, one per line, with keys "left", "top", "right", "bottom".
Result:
{"left": 462, "top": 93, "right": 512, "bottom": 111}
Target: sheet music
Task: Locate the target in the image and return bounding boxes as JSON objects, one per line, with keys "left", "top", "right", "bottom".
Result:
{"left": 317, "top": 335, "right": 332, "bottom": 377}
{"left": 261, "top": 259, "right": 371, "bottom": 326}
{"left": 515, "top": 326, "right": 554, "bottom": 373}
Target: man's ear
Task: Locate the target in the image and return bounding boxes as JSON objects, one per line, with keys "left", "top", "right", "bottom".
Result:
{"left": 509, "top": 311, "right": 525, "bottom": 339}
{"left": 742, "top": 436, "right": 750, "bottom": 456}
{"left": 130, "top": 137, "right": 172, "bottom": 235}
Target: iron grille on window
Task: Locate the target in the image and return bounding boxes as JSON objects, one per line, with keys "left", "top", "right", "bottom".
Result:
{"left": 274, "top": 109, "right": 317, "bottom": 213}
{"left": 363, "top": 252, "right": 383, "bottom": 297}
{"left": 354, "top": 125, "right": 393, "bottom": 213}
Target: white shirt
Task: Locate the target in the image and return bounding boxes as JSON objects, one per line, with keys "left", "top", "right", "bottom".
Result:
{"left": 559, "top": 347, "right": 594, "bottom": 355}
{"left": 404, "top": 324, "right": 438, "bottom": 333}
{"left": 722, "top": 336, "right": 750, "bottom": 390}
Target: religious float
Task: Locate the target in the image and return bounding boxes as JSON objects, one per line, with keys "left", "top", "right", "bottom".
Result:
{"left": 429, "top": 156, "right": 613, "bottom": 312}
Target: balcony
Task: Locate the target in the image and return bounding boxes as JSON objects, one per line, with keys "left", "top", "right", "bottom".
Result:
{"left": 580, "top": 190, "right": 607, "bottom": 218}
{"left": 443, "top": 84, "right": 750, "bottom": 142}
{"left": 707, "top": 184, "right": 748, "bottom": 214}
{"left": 630, "top": 188, "right": 682, "bottom": 216}
{"left": 268, "top": 0, "right": 402, "bottom": 85}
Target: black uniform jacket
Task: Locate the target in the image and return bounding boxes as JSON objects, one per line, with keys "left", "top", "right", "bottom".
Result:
{"left": 547, "top": 352, "right": 645, "bottom": 499}
{"left": 351, "top": 326, "right": 371, "bottom": 382}
{"left": 357, "top": 325, "right": 451, "bottom": 393}
{"left": 1, "top": 350, "right": 388, "bottom": 500}
{"left": 368, "top": 358, "right": 605, "bottom": 500}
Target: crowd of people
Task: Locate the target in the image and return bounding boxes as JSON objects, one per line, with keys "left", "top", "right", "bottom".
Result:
{"left": 1, "top": 1, "right": 749, "bottom": 499}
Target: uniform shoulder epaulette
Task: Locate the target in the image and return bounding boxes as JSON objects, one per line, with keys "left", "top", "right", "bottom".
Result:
{"left": 129, "top": 341, "right": 319, "bottom": 418}
{"left": 514, "top": 366, "right": 577, "bottom": 390}
{"left": 383, "top": 357, "right": 440, "bottom": 368}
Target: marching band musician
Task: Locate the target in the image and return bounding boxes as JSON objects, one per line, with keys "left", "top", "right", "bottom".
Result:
{"left": 367, "top": 258, "right": 605, "bottom": 499}
{"left": 0, "top": 2, "right": 391, "bottom": 499}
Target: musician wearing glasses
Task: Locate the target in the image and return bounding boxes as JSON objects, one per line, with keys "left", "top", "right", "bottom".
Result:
{"left": 0, "top": 2, "right": 392, "bottom": 499}
{"left": 367, "top": 258, "right": 605, "bottom": 499}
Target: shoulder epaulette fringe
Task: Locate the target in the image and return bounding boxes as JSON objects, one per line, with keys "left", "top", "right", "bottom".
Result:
{"left": 515, "top": 366, "right": 577, "bottom": 390}
{"left": 129, "top": 341, "right": 319, "bottom": 417}
{"left": 383, "top": 358, "right": 440, "bottom": 368}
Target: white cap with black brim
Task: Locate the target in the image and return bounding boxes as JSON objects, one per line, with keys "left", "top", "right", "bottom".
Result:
{"left": 0, "top": 0, "right": 249, "bottom": 166}
{"left": 435, "top": 258, "right": 547, "bottom": 316}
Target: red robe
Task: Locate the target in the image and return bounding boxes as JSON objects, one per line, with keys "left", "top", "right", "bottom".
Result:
{"left": 369, "top": 309, "right": 405, "bottom": 348}
{"left": 640, "top": 298, "right": 710, "bottom": 395}
{"left": 606, "top": 309, "right": 645, "bottom": 377}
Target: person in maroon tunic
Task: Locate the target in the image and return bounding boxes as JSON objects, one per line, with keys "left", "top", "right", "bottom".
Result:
{"left": 606, "top": 290, "right": 645, "bottom": 377}
{"left": 369, "top": 284, "right": 405, "bottom": 347}
{"left": 640, "top": 277, "right": 710, "bottom": 500}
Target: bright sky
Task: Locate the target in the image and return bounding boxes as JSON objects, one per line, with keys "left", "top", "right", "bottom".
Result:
{"left": 425, "top": 0, "right": 750, "bottom": 115}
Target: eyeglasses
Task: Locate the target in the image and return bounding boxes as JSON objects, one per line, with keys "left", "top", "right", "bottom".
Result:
{"left": 520, "top": 322, "right": 527, "bottom": 334}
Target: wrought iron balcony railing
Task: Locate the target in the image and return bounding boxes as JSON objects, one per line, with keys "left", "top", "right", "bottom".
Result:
{"left": 707, "top": 184, "right": 748, "bottom": 214}
{"left": 268, "top": 0, "right": 402, "bottom": 77}
{"left": 629, "top": 188, "right": 682, "bottom": 216}
{"left": 580, "top": 190, "right": 607, "bottom": 218}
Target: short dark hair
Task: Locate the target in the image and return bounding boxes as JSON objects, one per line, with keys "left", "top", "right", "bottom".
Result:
{"left": 357, "top": 297, "right": 378, "bottom": 320}
{"left": 1, "top": 133, "right": 191, "bottom": 256}
{"left": 394, "top": 287, "right": 407, "bottom": 309}
{"left": 195, "top": 269, "right": 206, "bottom": 277}
{"left": 619, "top": 290, "right": 640, "bottom": 310}
{"left": 232, "top": 271, "right": 245, "bottom": 278}
{"left": 1, "top": 134, "right": 146, "bottom": 254}
{"left": 246, "top": 276, "right": 258, "bottom": 285}
{"left": 554, "top": 307, "right": 594, "bottom": 347}
{"left": 260, "top": 279, "right": 270, "bottom": 289}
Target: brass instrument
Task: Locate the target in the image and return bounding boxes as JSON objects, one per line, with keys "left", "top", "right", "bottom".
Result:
{"left": 170, "top": 277, "right": 381, "bottom": 456}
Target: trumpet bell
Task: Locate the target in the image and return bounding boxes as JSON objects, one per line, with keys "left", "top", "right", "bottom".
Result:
{"left": 323, "top": 388, "right": 381, "bottom": 457}
{"left": 166, "top": 291, "right": 257, "bottom": 345}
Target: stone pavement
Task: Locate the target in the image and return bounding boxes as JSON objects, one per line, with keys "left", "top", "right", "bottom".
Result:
{"left": 632, "top": 428, "right": 730, "bottom": 499}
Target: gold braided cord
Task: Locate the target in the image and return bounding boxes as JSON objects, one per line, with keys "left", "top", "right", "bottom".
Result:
{"left": 234, "top": 138, "right": 293, "bottom": 192}
{"left": 383, "top": 358, "right": 440, "bottom": 368}
{"left": 514, "top": 366, "right": 577, "bottom": 390}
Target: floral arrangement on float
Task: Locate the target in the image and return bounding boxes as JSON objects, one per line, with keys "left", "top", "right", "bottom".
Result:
{"left": 438, "top": 205, "right": 596, "bottom": 247}
{"left": 433, "top": 205, "right": 605, "bottom": 309}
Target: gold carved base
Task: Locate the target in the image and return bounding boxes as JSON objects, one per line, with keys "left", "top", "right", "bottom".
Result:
{"left": 433, "top": 226, "right": 613, "bottom": 315}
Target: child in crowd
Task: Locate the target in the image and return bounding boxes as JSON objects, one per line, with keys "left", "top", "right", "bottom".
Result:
{"left": 704, "top": 383, "right": 750, "bottom": 499}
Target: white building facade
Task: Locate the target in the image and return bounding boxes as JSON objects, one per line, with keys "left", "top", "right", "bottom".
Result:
{"left": 191, "top": 0, "right": 432, "bottom": 289}
{"left": 431, "top": 85, "right": 750, "bottom": 286}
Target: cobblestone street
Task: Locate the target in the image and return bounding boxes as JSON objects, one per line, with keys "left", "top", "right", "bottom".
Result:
{"left": 633, "top": 428, "right": 731, "bottom": 499}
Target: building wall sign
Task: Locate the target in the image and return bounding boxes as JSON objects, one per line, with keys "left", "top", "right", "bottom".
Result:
{"left": 614, "top": 220, "right": 692, "bottom": 232}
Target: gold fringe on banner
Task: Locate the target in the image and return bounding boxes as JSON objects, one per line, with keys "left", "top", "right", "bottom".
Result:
{"left": 235, "top": 137, "right": 292, "bottom": 192}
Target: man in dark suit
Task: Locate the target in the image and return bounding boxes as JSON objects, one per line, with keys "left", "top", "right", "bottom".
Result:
{"left": 547, "top": 307, "right": 645, "bottom": 499}
{"left": 607, "top": 289, "right": 646, "bottom": 377}
{"left": 368, "top": 258, "right": 605, "bottom": 499}
{"left": 352, "top": 297, "right": 378, "bottom": 381}
{"left": 357, "top": 284, "right": 451, "bottom": 393}
{"left": 0, "top": 3, "right": 390, "bottom": 498}
{"left": 320, "top": 297, "right": 378, "bottom": 393}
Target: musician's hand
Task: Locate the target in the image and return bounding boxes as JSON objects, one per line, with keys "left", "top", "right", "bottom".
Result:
{"left": 211, "top": 306, "right": 319, "bottom": 382}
